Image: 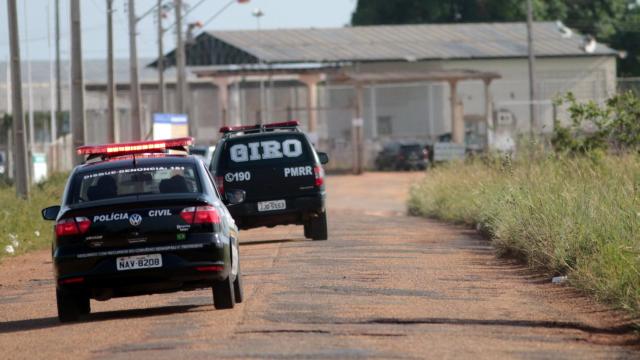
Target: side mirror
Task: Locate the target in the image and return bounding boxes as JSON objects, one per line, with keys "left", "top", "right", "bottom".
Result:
{"left": 317, "top": 152, "right": 329, "bottom": 165}
{"left": 42, "top": 206, "right": 61, "bottom": 221}
{"left": 225, "top": 189, "right": 246, "bottom": 205}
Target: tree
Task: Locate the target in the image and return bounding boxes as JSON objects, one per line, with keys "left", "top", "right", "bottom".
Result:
{"left": 351, "top": 0, "right": 640, "bottom": 76}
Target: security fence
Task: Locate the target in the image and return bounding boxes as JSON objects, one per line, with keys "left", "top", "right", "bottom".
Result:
{"left": 0, "top": 74, "right": 635, "bottom": 175}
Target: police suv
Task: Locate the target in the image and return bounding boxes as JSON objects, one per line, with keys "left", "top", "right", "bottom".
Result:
{"left": 41, "top": 138, "right": 243, "bottom": 322}
{"left": 210, "top": 121, "right": 329, "bottom": 240}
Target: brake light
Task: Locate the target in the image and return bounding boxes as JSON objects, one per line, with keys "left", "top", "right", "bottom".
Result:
{"left": 194, "top": 206, "right": 220, "bottom": 224}
{"left": 55, "top": 217, "right": 92, "bottom": 237}
{"left": 195, "top": 265, "right": 224, "bottom": 272}
{"left": 59, "top": 277, "right": 85, "bottom": 285}
{"left": 180, "top": 207, "right": 196, "bottom": 223}
{"left": 76, "top": 137, "right": 193, "bottom": 157}
{"left": 76, "top": 217, "right": 92, "bottom": 233}
{"left": 180, "top": 206, "right": 221, "bottom": 225}
{"left": 215, "top": 176, "right": 224, "bottom": 194}
{"left": 314, "top": 165, "right": 324, "bottom": 187}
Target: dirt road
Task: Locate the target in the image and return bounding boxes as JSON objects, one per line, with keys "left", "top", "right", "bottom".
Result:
{"left": 0, "top": 172, "right": 638, "bottom": 359}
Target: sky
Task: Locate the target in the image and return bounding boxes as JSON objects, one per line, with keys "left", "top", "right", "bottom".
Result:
{"left": 0, "top": 0, "right": 358, "bottom": 61}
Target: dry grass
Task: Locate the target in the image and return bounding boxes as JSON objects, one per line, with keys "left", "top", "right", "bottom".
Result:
{"left": 0, "top": 173, "right": 67, "bottom": 262}
{"left": 409, "top": 155, "right": 640, "bottom": 315}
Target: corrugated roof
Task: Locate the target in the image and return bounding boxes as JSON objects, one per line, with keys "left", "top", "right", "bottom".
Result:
{"left": 206, "top": 22, "right": 617, "bottom": 63}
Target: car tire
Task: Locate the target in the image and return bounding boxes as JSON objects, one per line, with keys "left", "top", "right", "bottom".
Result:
{"left": 56, "top": 286, "right": 90, "bottom": 322}
{"left": 310, "top": 211, "right": 328, "bottom": 241}
{"left": 303, "top": 222, "right": 312, "bottom": 239}
{"left": 212, "top": 275, "right": 235, "bottom": 309}
{"left": 233, "top": 261, "right": 244, "bottom": 304}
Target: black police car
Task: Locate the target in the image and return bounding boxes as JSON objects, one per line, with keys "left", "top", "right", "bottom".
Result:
{"left": 209, "top": 121, "right": 329, "bottom": 240}
{"left": 41, "top": 138, "right": 243, "bottom": 322}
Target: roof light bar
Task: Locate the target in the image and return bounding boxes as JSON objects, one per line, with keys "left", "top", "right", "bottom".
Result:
{"left": 77, "top": 137, "right": 194, "bottom": 156}
{"left": 219, "top": 120, "right": 300, "bottom": 134}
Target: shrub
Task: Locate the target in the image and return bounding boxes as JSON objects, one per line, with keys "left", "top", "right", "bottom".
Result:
{"left": 552, "top": 91, "right": 640, "bottom": 154}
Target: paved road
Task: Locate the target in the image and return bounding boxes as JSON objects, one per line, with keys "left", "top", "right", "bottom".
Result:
{"left": 0, "top": 172, "right": 638, "bottom": 359}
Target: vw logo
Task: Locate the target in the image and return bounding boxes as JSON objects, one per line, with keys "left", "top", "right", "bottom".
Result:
{"left": 129, "top": 213, "right": 143, "bottom": 227}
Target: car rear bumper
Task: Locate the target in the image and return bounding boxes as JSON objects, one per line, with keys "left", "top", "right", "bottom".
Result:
{"left": 229, "top": 193, "right": 325, "bottom": 229}
{"left": 54, "top": 234, "right": 231, "bottom": 299}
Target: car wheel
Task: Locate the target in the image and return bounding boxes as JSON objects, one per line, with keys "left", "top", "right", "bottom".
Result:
{"left": 56, "top": 286, "right": 90, "bottom": 322}
{"left": 310, "top": 211, "right": 328, "bottom": 241}
{"left": 303, "top": 222, "right": 312, "bottom": 239}
{"left": 212, "top": 275, "right": 235, "bottom": 309}
{"left": 233, "top": 260, "right": 244, "bottom": 304}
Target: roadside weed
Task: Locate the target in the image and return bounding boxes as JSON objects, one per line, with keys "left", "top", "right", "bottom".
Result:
{"left": 409, "top": 156, "right": 640, "bottom": 315}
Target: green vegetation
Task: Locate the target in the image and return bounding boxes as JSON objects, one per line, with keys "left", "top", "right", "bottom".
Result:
{"left": 351, "top": 0, "right": 640, "bottom": 76}
{"left": 552, "top": 91, "right": 640, "bottom": 154}
{"left": 409, "top": 155, "right": 640, "bottom": 314}
{"left": 410, "top": 92, "right": 640, "bottom": 314}
{"left": 0, "top": 173, "right": 67, "bottom": 262}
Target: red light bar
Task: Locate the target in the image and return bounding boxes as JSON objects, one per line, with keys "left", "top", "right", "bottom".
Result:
{"left": 219, "top": 120, "right": 300, "bottom": 133}
{"left": 77, "top": 137, "right": 194, "bottom": 156}
{"left": 264, "top": 120, "right": 300, "bottom": 128}
{"left": 219, "top": 124, "right": 259, "bottom": 134}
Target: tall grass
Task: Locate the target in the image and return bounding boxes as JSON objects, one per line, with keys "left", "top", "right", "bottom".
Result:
{"left": 409, "top": 155, "right": 640, "bottom": 315}
{"left": 0, "top": 173, "right": 67, "bottom": 262}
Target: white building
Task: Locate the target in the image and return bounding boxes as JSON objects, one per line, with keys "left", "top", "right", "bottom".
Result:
{"left": 0, "top": 22, "right": 618, "bottom": 171}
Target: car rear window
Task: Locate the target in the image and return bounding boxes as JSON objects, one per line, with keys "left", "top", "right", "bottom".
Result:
{"left": 69, "top": 164, "right": 200, "bottom": 204}
{"left": 190, "top": 148, "right": 207, "bottom": 157}
{"left": 220, "top": 134, "right": 312, "bottom": 170}
{"left": 400, "top": 145, "right": 422, "bottom": 152}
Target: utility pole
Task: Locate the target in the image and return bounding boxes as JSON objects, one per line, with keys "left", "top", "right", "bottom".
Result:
{"left": 526, "top": 0, "right": 536, "bottom": 138}
{"left": 6, "top": 0, "right": 30, "bottom": 198}
{"left": 107, "top": 0, "right": 117, "bottom": 142}
{"left": 253, "top": 8, "right": 265, "bottom": 124}
{"left": 25, "top": 7, "right": 35, "bottom": 155}
{"left": 175, "top": 0, "right": 187, "bottom": 118}
{"left": 128, "top": 0, "right": 143, "bottom": 140}
{"left": 70, "top": 0, "right": 86, "bottom": 165}
{"left": 47, "top": 3, "right": 57, "bottom": 143}
{"left": 157, "top": 0, "right": 166, "bottom": 113}
{"left": 55, "top": 0, "right": 62, "bottom": 130}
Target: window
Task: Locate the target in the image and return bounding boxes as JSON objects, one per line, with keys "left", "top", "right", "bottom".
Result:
{"left": 377, "top": 116, "right": 393, "bottom": 136}
{"left": 70, "top": 164, "right": 200, "bottom": 204}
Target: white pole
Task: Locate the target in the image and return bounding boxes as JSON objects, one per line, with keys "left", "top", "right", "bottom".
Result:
{"left": 47, "top": 3, "right": 57, "bottom": 143}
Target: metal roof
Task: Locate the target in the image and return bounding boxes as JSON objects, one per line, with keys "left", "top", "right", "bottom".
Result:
{"left": 205, "top": 22, "right": 617, "bottom": 64}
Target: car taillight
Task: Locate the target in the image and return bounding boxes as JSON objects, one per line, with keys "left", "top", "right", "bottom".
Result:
{"left": 194, "top": 206, "right": 220, "bottom": 224}
{"left": 180, "top": 206, "right": 221, "bottom": 225}
{"left": 215, "top": 176, "right": 224, "bottom": 194}
{"left": 55, "top": 217, "right": 91, "bottom": 237}
{"left": 314, "top": 165, "right": 324, "bottom": 187}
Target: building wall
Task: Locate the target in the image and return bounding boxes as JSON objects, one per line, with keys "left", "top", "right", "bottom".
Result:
{"left": 0, "top": 55, "right": 617, "bottom": 170}
{"left": 351, "top": 56, "right": 616, "bottom": 141}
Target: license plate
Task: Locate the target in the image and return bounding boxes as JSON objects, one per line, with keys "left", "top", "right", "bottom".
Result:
{"left": 257, "top": 200, "right": 286, "bottom": 212}
{"left": 116, "top": 254, "right": 162, "bottom": 271}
